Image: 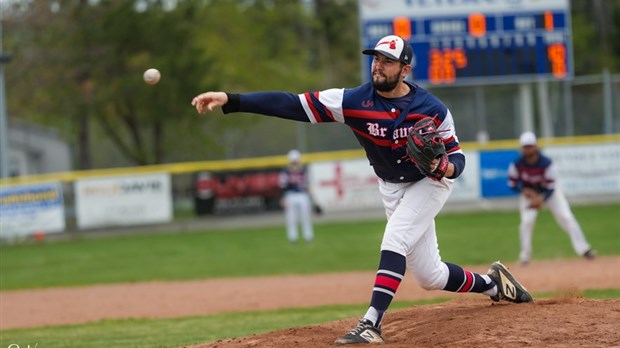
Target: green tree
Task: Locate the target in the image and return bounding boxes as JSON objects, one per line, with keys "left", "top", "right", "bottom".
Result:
{"left": 571, "top": 0, "right": 620, "bottom": 73}
{"left": 5, "top": 0, "right": 347, "bottom": 166}
{"left": 5, "top": 0, "right": 218, "bottom": 167}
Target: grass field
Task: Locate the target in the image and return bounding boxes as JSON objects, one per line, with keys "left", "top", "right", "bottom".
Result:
{"left": 1, "top": 203, "right": 618, "bottom": 290}
{"left": 1, "top": 203, "right": 618, "bottom": 348}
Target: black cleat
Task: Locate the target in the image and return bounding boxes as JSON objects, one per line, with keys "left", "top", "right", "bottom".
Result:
{"left": 487, "top": 261, "right": 533, "bottom": 303}
{"left": 334, "top": 318, "right": 384, "bottom": 345}
{"left": 583, "top": 249, "right": 597, "bottom": 260}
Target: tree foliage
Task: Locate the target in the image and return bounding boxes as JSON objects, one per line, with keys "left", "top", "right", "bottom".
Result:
{"left": 570, "top": 0, "right": 620, "bottom": 73}
{"left": 3, "top": 0, "right": 618, "bottom": 168}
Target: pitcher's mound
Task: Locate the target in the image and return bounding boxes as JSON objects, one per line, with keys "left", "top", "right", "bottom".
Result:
{"left": 193, "top": 297, "right": 620, "bottom": 348}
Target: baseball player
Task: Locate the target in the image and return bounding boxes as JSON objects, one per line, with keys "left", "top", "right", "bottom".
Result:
{"left": 508, "top": 131, "right": 596, "bottom": 265}
{"left": 192, "top": 34, "right": 533, "bottom": 345}
{"left": 280, "top": 149, "right": 314, "bottom": 244}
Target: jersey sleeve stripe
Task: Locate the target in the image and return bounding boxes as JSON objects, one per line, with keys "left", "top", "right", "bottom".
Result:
{"left": 302, "top": 91, "right": 344, "bottom": 123}
{"left": 313, "top": 92, "right": 338, "bottom": 122}
{"left": 437, "top": 109, "right": 462, "bottom": 154}
{"left": 299, "top": 93, "right": 319, "bottom": 123}
{"left": 307, "top": 93, "right": 327, "bottom": 122}
{"left": 317, "top": 89, "right": 345, "bottom": 123}
{"left": 442, "top": 135, "right": 455, "bottom": 144}
{"left": 308, "top": 92, "right": 338, "bottom": 122}
{"left": 446, "top": 146, "right": 463, "bottom": 154}
{"left": 444, "top": 136, "right": 462, "bottom": 154}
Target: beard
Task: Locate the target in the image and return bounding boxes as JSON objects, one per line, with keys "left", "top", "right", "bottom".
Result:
{"left": 371, "top": 68, "right": 402, "bottom": 92}
{"left": 523, "top": 150, "right": 538, "bottom": 163}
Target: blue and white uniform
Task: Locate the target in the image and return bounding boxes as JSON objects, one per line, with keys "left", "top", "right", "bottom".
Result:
{"left": 280, "top": 150, "right": 313, "bottom": 243}
{"left": 223, "top": 81, "right": 476, "bottom": 292}
{"left": 508, "top": 142, "right": 592, "bottom": 263}
{"left": 193, "top": 34, "right": 527, "bottom": 343}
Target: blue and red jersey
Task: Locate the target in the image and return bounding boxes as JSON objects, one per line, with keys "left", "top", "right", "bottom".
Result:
{"left": 223, "top": 81, "right": 464, "bottom": 183}
{"left": 508, "top": 153, "right": 556, "bottom": 199}
{"left": 280, "top": 166, "right": 309, "bottom": 193}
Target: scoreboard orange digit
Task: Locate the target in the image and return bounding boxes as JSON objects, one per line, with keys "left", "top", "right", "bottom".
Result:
{"left": 547, "top": 43, "right": 567, "bottom": 78}
{"left": 393, "top": 16, "right": 412, "bottom": 40}
{"left": 429, "top": 49, "right": 443, "bottom": 84}
{"left": 428, "top": 48, "right": 469, "bottom": 84}
{"left": 468, "top": 13, "right": 487, "bottom": 37}
{"left": 544, "top": 11, "right": 554, "bottom": 32}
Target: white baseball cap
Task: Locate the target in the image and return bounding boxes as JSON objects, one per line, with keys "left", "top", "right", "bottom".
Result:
{"left": 519, "top": 131, "right": 537, "bottom": 146}
{"left": 362, "top": 35, "right": 414, "bottom": 65}
{"left": 288, "top": 149, "right": 301, "bottom": 163}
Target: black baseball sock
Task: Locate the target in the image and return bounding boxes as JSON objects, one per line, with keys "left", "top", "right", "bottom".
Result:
{"left": 443, "top": 262, "right": 495, "bottom": 293}
{"left": 363, "top": 250, "right": 406, "bottom": 328}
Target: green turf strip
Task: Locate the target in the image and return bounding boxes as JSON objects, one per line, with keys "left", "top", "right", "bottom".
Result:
{"left": 1, "top": 203, "right": 618, "bottom": 290}
{"left": 0, "top": 299, "right": 448, "bottom": 348}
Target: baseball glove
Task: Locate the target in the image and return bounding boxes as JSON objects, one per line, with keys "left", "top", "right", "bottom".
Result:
{"left": 406, "top": 117, "right": 449, "bottom": 181}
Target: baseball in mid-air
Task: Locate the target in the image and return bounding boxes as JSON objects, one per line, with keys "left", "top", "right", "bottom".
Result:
{"left": 143, "top": 68, "right": 161, "bottom": 85}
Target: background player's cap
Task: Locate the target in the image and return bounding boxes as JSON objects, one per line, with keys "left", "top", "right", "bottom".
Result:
{"left": 519, "top": 131, "right": 537, "bottom": 146}
{"left": 363, "top": 35, "right": 413, "bottom": 65}
{"left": 288, "top": 149, "right": 301, "bottom": 163}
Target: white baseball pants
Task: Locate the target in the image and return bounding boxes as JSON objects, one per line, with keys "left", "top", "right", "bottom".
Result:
{"left": 518, "top": 189, "right": 591, "bottom": 262}
{"left": 379, "top": 177, "right": 454, "bottom": 290}
{"left": 284, "top": 192, "right": 314, "bottom": 243}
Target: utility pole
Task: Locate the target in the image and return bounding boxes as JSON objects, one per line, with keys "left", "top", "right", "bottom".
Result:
{"left": 0, "top": 18, "right": 12, "bottom": 179}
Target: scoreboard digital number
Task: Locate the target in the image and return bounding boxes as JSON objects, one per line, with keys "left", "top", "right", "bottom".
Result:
{"left": 359, "top": 0, "right": 574, "bottom": 86}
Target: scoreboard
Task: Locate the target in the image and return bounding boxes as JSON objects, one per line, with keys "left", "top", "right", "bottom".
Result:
{"left": 359, "top": 0, "right": 573, "bottom": 86}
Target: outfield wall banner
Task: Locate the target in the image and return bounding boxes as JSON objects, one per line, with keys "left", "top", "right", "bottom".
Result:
{"left": 480, "top": 149, "right": 521, "bottom": 198}
{"left": 544, "top": 143, "right": 620, "bottom": 196}
{"left": 449, "top": 151, "right": 480, "bottom": 202}
{"left": 309, "top": 159, "right": 381, "bottom": 212}
{"left": 75, "top": 173, "right": 172, "bottom": 229}
{"left": 0, "top": 182, "right": 65, "bottom": 238}
{"left": 309, "top": 154, "right": 481, "bottom": 212}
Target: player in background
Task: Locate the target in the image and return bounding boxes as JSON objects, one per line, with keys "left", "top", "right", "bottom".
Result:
{"left": 508, "top": 131, "right": 596, "bottom": 265}
{"left": 192, "top": 35, "right": 533, "bottom": 345}
{"left": 280, "top": 149, "right": 314, "bottom": 244}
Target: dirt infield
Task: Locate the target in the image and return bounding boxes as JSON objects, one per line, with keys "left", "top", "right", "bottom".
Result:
{"left": 3, "top": 257, "right": 620, "bottom": 347}
{"left": 192, "top": 298, "right": 620, "bottom": 347}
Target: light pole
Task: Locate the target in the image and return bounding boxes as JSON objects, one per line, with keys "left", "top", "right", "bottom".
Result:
{"left": 0, "top": 18, "right": 11, "bottom": 179}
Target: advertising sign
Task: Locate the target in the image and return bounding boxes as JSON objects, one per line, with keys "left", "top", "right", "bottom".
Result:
{"left": 75, "top": 173, "right": 172, "bottom": 229}
{"left": 0, "top": 182, "right": 65, "bottom": 238}
{"left": 449, "top": 151, "right": 481, "bottom": 202}
{"left": 309, "top": 159, "right": 382, "bottom": 212}
{"left": 545, "top": 143, "right": 620, "bottom": 196}
{"left": 309, "top": 154, "right": 481, "bottom": 212}
{"left": 194, "top": 169, "right": 283, "bottom": 215}
{"left": 480, "top": 149, "right": 520, "bottom": 198}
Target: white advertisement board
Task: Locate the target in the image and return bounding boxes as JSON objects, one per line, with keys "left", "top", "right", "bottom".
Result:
{"left": 309, "top": 154, "right": 481, "bottom": 213}
{"left": 75, "top": 173, "right": 172, "bottom": 229}
{"left": 0, "top": 182, "right": 65, "bottom": 238}
{"left": 309, "top": 159, "right": 382, "bottom": 212}
{"left": 544, "top": 143, "right": 620, "bottom": 196}
{"left": 449, "top": 151, "right": 481, "bottom": 202}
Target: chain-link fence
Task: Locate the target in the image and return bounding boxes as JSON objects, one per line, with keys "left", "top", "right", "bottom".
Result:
{"left": 286, "top": 71, "right": 620, "bottom": 154}
{"left": 413, "top": 71, "right": 619, "bottom": 142}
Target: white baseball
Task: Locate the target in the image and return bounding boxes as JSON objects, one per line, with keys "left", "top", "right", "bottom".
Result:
{"left": 143, "top": 68, "right": 161, "bottom": 85}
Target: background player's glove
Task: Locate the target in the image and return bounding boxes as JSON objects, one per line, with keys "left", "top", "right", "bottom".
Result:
{"left": 406, "top": 117, "right": 449, "bottom": 181}
{"left": 313, "top": 203, "right": 323, "bottom": 215}
{"left": 522, "top": 188, "right": 543, "bottom": 209}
